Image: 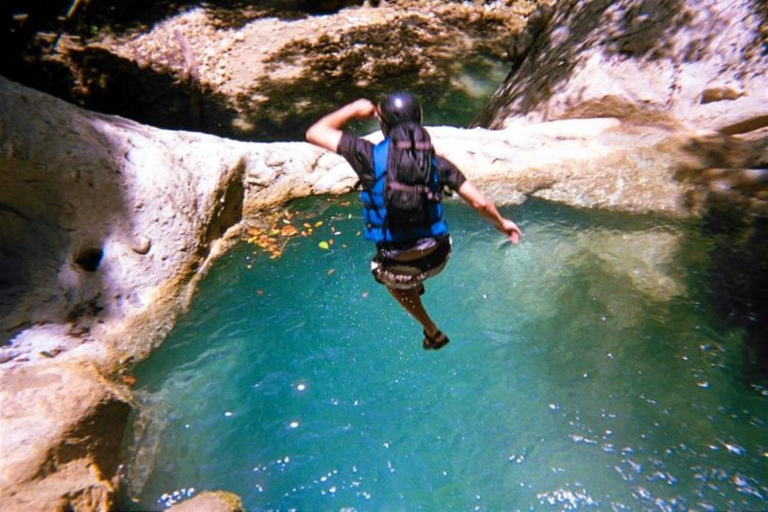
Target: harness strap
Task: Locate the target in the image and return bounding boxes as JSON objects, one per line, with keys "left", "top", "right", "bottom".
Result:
{"left": 388, "top": 180, "right": 443, "bottom": 202}
{"left": 394, "top": 141, "right": 432, "bottom": 150}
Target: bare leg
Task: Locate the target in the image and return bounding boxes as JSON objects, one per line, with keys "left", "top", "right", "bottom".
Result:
{"left": 386, "top": 286, "right": 439, "bottom": 338}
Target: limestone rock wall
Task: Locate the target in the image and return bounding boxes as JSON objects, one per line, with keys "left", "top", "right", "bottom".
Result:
{"left": 476, "top": 0, "right": 767, "bottom": 135}
{"left": 0, "top": 77, "right": 356, "bottom": 510}
{"left": 1, "top": 76, "right": 237, "bottom": 355}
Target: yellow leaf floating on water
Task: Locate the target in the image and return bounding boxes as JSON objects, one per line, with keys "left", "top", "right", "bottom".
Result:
{"left": 246, "top": 208, "right": 336, "bottom": 260}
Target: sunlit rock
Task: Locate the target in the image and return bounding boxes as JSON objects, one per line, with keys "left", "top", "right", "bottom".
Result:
{"left": 167, "top": 490, "right": 244, "bottom": 512}
{"left": 476, "top": 0, "right": 767, "bottom": 135}
{"left": 0, "top": 358, "right": 130, "bottom": 510}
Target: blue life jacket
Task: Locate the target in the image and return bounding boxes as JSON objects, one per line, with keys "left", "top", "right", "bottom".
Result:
{"left": 360, "top": 137, "right": 449, "bottom": 243}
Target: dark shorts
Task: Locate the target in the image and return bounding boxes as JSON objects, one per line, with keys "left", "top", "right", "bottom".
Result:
{"left": 370, "top": 235, "right": 452, "bottom": 290}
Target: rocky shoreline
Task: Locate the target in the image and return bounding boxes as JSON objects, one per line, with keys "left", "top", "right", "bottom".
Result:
{"left": 1, "top": 0, "right": 766, "bottom": 509}
{"left": 2, "top": 73, "right": 764, "bottom": 510}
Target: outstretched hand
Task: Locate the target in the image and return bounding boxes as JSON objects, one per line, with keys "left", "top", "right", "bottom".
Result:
{"left": 499, "top": 219, "right": 522, "bottom": 244}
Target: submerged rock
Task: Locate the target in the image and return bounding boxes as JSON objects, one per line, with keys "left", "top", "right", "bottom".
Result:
{"left": 168, "top": 491, "right": 244, "bottom": 512}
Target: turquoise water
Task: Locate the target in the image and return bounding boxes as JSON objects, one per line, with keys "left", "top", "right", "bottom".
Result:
{"left": 119, "top": 196, "right": 768, "bottom": 510}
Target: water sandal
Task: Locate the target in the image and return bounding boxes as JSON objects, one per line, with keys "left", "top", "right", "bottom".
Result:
{"left": 423, "top": 329, "right": 450, "bottom": 350}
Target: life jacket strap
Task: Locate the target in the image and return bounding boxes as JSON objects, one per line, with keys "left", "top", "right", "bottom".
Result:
{"left": 394, "top": 140, "right": 432, "bottom": 150}
{"left": 387, "top": 180, "right": 442, "bottom": 202}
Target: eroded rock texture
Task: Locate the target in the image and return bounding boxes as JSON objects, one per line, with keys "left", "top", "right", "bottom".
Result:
{"left": 476, "top": 0, "right": 767, "bottom": 134}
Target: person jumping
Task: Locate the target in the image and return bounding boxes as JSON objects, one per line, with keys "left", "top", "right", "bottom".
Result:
{"left": 306, "top": 92, "right": 522, "bottom": 350}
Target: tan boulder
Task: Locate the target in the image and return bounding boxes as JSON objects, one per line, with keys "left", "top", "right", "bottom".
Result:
{"left": 168, "top": 491, "right": 244, "bottom": 512}
{"left": 0, "top": 359, "right": 130, "bottom": 511}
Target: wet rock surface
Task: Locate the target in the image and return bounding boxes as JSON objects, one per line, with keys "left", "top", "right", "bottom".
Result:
{"left": 167, "top": 490, "right": 244, "bottom": 512}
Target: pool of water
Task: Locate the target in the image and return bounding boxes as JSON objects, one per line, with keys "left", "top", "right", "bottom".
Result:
{"left": 119, "top": 196, "right": 768, "bottom": 510}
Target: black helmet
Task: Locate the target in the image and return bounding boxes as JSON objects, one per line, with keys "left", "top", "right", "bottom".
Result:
{"left": 378, "top": 92, "right": 422, "bottom": 134}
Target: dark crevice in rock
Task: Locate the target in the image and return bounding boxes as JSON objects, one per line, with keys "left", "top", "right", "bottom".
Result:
{"left": 207, "top": 160, "right": 245, "bottom": 243}
{"left": 195, "top": 159, "right": 246, "bottom": 272}
{"left": 74, "top": 247, "right": 104, "bottom": 272}
{"left": 0, "top": 201, "right": 33, "bottom": 221}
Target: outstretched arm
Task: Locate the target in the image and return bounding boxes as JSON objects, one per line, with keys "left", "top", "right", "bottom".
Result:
{"left": 457, "top": 180, "right": 522, "bottom": 244}
{"left": 306, "top": 99, "right": 378, "bottom": 153}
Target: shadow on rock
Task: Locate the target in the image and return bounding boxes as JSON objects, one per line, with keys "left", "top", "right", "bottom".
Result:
{"left": 3, "top": 1, "right": 515, "bottom": 142}
{"left": 0, "top": 77, "right": 132, "bottom": 345}
{"left": 67, "top": 46, "right": 240, "bottom": 136}
{"left": 1, "top": 0, "right": 370, "bottom": 47}
{"left": 230, "top": 13, "right": 511, "bottom": 140}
